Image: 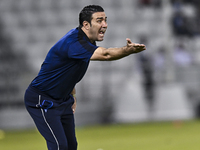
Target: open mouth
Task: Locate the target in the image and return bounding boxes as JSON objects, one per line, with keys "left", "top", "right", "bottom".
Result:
{"left": 99, "top": 30, "right": 106, "bottom": 37}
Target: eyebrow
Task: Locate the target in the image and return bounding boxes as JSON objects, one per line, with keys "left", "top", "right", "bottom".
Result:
{"left": 96, "top": 17, "right": 107, "bottom": 20}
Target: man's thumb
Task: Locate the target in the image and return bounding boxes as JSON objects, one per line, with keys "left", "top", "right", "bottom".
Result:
{"left": 126, "top": 38, "right": 132, "bottom": 44}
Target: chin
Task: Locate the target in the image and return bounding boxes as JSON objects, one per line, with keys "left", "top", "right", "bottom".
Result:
{"left": 97, "top": 38, "right": 104, "bottom": 42}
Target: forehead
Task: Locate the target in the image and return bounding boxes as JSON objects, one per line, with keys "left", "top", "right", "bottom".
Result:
{"left": 92, "top": 12, "right": 107, "bottom": 19}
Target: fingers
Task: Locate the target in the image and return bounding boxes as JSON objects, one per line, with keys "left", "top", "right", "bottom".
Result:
{"left": 71, "top": 103, "right": 76, "bottom": 114}
{"left": 134, "top": 45, "right": 146, "bottom": 53}
{"left": 72, "top": 107, "right": 76, "bottom": 114}
{"left": 133, "top": 43, "right": 146, "bottom": 50}
{"left": 134, "top": 44, "right": 146, "bottom": 49}
{"left": 133, "top": 43, "right": 146, "bottom": 52}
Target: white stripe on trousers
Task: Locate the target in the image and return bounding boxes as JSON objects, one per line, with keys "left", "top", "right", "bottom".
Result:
{"left": 39, "top": 95, "right": 60, "bottom": 150}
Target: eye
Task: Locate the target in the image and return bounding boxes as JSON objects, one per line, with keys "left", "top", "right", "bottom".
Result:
{"left": 97, "top": 20, "right": 102, "bottom": 23}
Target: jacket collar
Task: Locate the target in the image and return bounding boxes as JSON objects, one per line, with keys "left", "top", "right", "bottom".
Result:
{"left": 78, "top": 26, "right": 97, "bottom": 46}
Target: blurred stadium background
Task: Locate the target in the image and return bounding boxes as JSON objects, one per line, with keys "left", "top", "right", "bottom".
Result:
{"left": 0, "top": 0, "right": 200, "bottom": 130}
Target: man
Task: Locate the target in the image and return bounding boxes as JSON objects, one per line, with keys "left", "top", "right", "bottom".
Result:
{"left": 24, "top": 5, "right": 146, "bottom": 150}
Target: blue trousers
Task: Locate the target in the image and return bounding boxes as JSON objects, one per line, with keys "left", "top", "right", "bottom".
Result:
{"left": 24, "top": 86, "right": 77, "bottom": 150}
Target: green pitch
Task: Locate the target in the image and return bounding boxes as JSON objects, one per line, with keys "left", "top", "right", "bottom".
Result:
{"left": 1, "top": 120, "right": 200, "bottom": 150}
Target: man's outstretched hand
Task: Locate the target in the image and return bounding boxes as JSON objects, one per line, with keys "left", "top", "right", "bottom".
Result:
{"left": 126, "top": 38, "right": 146, "bottom": 53}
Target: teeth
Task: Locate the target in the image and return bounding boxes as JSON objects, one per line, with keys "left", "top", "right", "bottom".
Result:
{"left": 99, "top": 30, "right": 105, "bottom": 36}
{"left": 99, "top": 33, "right": 104, "bottom": 36}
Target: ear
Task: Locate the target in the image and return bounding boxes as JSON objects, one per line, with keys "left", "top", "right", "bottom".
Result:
{"left": 82, "top": 21, "right": 90, "bottom": 30}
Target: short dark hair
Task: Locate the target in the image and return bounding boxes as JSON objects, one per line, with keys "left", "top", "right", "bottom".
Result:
{"left": 79, "top": 5, "right": 104, "bottom": 27}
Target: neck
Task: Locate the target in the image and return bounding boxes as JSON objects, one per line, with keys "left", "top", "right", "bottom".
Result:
{"left": 81, "top": 26, "right": 94, "bottom": 43}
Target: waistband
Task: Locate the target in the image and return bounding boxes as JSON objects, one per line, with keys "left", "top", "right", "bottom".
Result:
{"left": 28, "top": 85, "right": 49, "bottom": 97}
{"left": 27, "top": 85, "right": 71, "bottom": 101}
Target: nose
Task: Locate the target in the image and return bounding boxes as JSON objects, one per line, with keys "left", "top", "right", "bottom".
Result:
{"left": 102, "top": 21, "right": 108, "bottom": 28}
